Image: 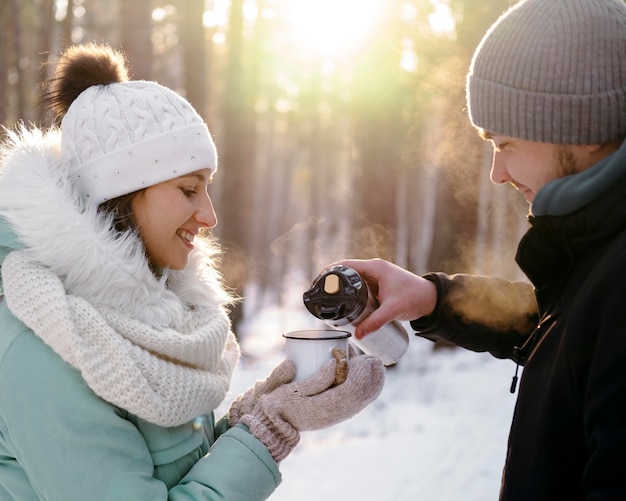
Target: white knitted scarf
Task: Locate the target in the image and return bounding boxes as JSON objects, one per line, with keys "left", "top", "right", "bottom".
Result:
{"left": 2, "top": 251, "right": 239, "bottom": 426}
{"left": 0, "top": 128, "right": 240, "bottom": 427}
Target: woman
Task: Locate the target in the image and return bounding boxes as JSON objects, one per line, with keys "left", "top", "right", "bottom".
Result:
{"left": 0, "top": 43, "right": 384, "bottom": 500}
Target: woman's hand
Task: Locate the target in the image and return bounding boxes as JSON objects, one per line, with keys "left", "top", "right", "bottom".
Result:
{"left": 231, "top": 352, "right": 384, "bottom": 463}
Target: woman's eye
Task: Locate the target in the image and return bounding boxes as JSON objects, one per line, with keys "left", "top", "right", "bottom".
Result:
{"left": 182, "top": 188, "right": 197, "bottom": 197}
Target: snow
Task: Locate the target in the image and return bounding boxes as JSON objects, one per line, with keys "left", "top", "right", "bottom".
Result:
{"left": 217, "top": 300, "right": 519, "bottom": 501}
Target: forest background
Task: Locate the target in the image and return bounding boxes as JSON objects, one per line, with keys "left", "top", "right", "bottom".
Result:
{"left": 0, "top": 0, "right": 526, "bottom": 333}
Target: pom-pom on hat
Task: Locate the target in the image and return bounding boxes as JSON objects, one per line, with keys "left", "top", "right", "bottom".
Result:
{"left": 47, "top": 44, "right": 217, "bottom": 206}
{"left": 466, "top": 0, "right": 626, "bottom": 145}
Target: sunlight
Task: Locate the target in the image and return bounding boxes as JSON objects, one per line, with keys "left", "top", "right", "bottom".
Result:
{"left": 203, "top": 0, "right": 229, "bottom": 29}
{"left": 280, "top": 0, "right": 387, "bottom": 58}
{"left": 428, "top": 2, "right": 456, "bottom": 39}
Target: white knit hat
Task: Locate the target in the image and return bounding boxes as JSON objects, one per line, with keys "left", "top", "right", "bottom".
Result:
{"left": 60, "top": 80, "right": 217, "bottom": 206}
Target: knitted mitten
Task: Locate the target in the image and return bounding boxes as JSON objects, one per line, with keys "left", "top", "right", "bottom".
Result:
{"left": 235, "top": 353, "right": 385, "bottom": 462}
{"left": 228, "top": 359, "right": 296, "bottom": 424}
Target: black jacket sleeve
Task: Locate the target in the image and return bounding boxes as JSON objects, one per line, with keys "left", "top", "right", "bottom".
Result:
{"left": 410, "top": 272, "right": 539, "bottom": 362}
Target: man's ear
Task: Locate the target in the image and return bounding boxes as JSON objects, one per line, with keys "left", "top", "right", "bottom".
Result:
{"left": 579, "top": 140, "right": 622, "bottom": 167}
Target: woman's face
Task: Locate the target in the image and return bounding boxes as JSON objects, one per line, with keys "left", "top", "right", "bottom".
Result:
{"left": 131, "top": 168, "right": 217, "bottom": 270}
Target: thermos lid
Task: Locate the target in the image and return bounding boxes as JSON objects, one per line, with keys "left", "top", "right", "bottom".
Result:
{"left": 303, "top": 265, "right": 369, "bottom": 323}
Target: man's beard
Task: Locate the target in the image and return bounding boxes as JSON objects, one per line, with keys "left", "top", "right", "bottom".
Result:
{"left": 554, "top": 144, "right": 580, "bottom": 177}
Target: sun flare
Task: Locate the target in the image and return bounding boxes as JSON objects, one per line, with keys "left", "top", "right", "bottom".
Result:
{"left": 281, "top": 0, "right": 387, "bottom": 58}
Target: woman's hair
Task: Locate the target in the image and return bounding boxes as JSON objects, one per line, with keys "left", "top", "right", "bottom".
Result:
{"left": 98, "top": 192, "right": 139, "bottom": 234}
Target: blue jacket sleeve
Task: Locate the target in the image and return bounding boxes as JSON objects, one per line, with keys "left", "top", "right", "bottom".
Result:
{"left": 0, "top": 313, "right": 280, "bottom": 501}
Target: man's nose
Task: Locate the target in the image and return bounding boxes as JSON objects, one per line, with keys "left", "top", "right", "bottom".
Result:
{"left": 490, "top": 152, "right": 510, "bottom": 185}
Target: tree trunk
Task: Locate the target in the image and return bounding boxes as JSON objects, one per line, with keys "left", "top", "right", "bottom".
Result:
{"left": 11, "top": 0, "right": 26, "bottom": 123}
{"left": 0, "top": 0, "right": 10, "bottom": 127}
{"left": 37, "top": 0, "right": 56, "bottom": 126}
{"left": 178, "top": 0, "right": 207, "bottom": 119}
{"left": 120, "top": 0, "right": 153, "bottom": 79}
{"left": 218, "top": 0, "right": 259, "bottom": 332}
{"left": 61, "top": 0, "right": 75, "bottom": 47}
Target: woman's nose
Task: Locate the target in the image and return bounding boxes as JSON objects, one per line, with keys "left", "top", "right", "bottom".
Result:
{"left": 195, "top": 195, "right": 218, "bottom": 228}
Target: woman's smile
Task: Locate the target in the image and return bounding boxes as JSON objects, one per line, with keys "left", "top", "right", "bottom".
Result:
{"left": 132, "top": 168, "right": 217, "bottom": 270}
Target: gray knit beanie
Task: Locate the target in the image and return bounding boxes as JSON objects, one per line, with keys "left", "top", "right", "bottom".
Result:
{"left": 467, "top": 0, "right": 626, "bottom": 145}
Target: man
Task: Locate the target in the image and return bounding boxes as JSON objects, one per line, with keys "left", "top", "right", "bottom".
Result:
{"left": 339, "top": 0, "right": 626, "bottom": 498}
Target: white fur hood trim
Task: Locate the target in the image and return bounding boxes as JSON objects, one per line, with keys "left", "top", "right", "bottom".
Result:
{"left": 0, "top": 127, "right": 230, "bottom": 327}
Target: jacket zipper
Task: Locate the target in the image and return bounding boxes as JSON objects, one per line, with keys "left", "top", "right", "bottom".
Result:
{"left": 510, "top": 313, "right": 557, "bottom": 393}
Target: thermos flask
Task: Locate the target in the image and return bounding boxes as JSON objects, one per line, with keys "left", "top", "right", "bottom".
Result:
{"left": 303, "top": 265, "right": 409, "bottom": 365}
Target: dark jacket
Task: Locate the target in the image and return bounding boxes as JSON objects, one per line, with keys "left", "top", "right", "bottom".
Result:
{"left": 412, "top": 140, "right": 626, "bottom": 500}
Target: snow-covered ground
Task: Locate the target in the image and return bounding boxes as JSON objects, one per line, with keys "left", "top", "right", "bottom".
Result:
{"left": 217, "top": 300, "right": 519, "bottom": 501}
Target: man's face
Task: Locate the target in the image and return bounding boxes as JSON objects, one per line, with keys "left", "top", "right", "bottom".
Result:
{"left": 486, "top": 134, "right": 582, "bottom": 203}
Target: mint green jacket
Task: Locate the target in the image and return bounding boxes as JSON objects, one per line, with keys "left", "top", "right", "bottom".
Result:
{"left": 0, "top": 221, "right": 281, "bottom": 499}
